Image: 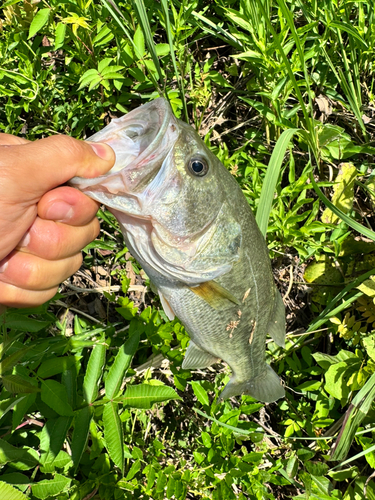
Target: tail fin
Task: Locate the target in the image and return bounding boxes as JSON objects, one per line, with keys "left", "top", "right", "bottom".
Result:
{"left": 219, "top": 365, "right": 285, "bottom": 403}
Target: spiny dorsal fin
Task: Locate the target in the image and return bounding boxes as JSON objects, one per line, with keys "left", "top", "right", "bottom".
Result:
{"left": 189, "top": 281, "right": 240, "bottom": 309}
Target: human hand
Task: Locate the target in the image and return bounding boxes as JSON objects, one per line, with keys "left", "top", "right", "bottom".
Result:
{"left": 0, "top": 133, "right": 115, "bottom": 312}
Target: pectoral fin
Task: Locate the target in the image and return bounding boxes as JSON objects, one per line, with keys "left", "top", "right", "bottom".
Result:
{"left": 158, "top": 290, "right": 175, "bottom": 321}
{"left": 189, "top": 281, "right": 240, "bottom": 309}
{"left": 267, "top": 290, "right": 286, "bottom": 348}
{"left": 182, "top": 340, "right": 220, "bottom": 370}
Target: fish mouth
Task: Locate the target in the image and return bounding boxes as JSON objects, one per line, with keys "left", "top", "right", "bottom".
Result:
{"left": 69, "top": 98, "right": 179, "bottom": 211}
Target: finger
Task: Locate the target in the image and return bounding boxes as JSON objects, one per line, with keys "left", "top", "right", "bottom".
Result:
{"left": 17, "top": 216, "right": 100, "bottom": 261}
{"left": 38, "top": 186, "right": 100, "bottom": 225}
{"left": 0, "top": 135, "right": 115, "bottom": 203}
{"left": 0, "top": 282, "right": 58, "bottom": 309}
{"left": 0, "top": 134, "right": 29, "bottom": 146}
{"left": 0, "top": 251, "right": 83, "bottom": 291}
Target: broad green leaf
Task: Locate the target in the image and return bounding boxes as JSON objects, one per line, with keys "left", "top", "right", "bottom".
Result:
{"left": 1, "top": 312, "right": 52, "bottom": 332}
{"left": 125, "top": 458, "right": 141, "bottom": 480}
{"left": 328, "top": 21, "right": 368, "bottom": 48}
{"left": 40, "top": 450, "right": 72, "bottom": 473}
{"left": 191, "top": 381, "right": 209, "bottom": 406}
{"left": 37, "top": 356, "right": 76, "bottom": 378}
{"left": 0, "top": 439, "right": 39, "bottom": 469}
{"left": 101, "top": 72, "right": 125, "bottom": 80}
{"left": 88, "top": 76, "right": 103, "bottom": 91}
{"left": 101, "top": 65, "right": 124, "bottom": 76}
{"left": 83, "top": 343, "right": 106, "bottom": 403}
{"left": 103, "top": 401, "right": 124, "bottom": 473}
{"left": 208, "top": 70, "right": 232, "bottom": 88}
{"left": 133, "top": 25, "right": 145, "bottom": 59}
{"left": 321, "top": 164, "right": 357, "bottom": 224}
{"left": 357, "top": 277, "right": 375, "bottom": 298}
{"left": 0, "top": 473, "right": 29, "bottom": 493}
{"left": 0, "top": 396, "right": 24, "bottom": 422}
{"left": 256, "top": 129, "right": 300, "bottom": 236}
{"left": 324, "top": 361, "right": 353, "bottom": 401}
{"left": 1, "top": 0, "right": 23, "bottom": 7}
{"left": 93, "top": 25, "right": 114, "bottom": 45}
{"left": 98, "top": 57, "right": 113, "bottom": 73}
{"left": 39, "top": 416, "right": 73, "bottom": 464}
{"left": 0, "top": 482, "right": 28, "bottom": 500}
{"left": 363, "top": 335, "right": 375, "bottom": 361}
{"left": 62, "top": 362, "right": 77, "bottom": 408}
{"left": 31, "top": 473, "right": 71, "bottom": 500}
{"left": 1, "top": 374, "right": 39, "bottom": 394}
{"left": 105, "top": 332, "right": 140, "bottom": 399}
{"left": 71, "top": 406, "right": 93, "bottom": 469}
{"left": 0, "top": 346, "right": 33, "bottom": 375}
{"left": 119, "top": 384, "right": 180, "bottom": 409}
{"left": 28, "top": 8, "right": 50, "bottom": 39}
{"left": 54, "top": 22, "right": 66, "bottom": 50}
{"left": 41, "top": 380, "right": 74, "bottom": 416}
{"left": 78, "top": 69, "right": 100, "bottom": 90}
{"left": 155, "top": 43, "right": 170, "bottom": 56}
{"left": 12, "top": 393, "right": 36, "bottom": 429}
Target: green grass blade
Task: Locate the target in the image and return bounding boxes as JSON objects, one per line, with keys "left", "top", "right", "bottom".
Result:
{"left": 100, "top": 0, "right": 161, "bottom": 92}
{"left": 330, "top": 443, "right": 375, "bottom": 471}
{"left": 132, "top": 0, "right": 164, "bottom": 83}
{"left": 257, "top": 0, "right": 314, "bottom": 143}
{"left": 331, "top": 373, "right": 375, "bottom": 461}
{"left": 310, "top": 174, "right": 375, "bottom": 241}
{"left": 160, "top": 0, "right": 188, "bottom": 122}
{"left": 191, "top": 10, "right": 242, "bottom": 49}
{"left": 275, "top": 0, "right": 315, "bottom": 133}
{"left": 256, "top": 128, "right": 300, "bottom": 236}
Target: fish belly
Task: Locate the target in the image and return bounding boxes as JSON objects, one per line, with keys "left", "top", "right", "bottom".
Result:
{"left": 155, "top": 256, "right": 285, "bottom": 403}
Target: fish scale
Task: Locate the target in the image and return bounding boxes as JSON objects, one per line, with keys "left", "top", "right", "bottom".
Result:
{"left": 70, "top": 98, "right": 286, "bottom": 402}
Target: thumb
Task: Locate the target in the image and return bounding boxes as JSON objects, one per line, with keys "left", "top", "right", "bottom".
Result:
{"left": 1, "top": 135, "right": 115, "bottom": 203}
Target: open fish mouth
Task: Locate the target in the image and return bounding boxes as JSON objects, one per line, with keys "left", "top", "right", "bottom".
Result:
{"left": 69, "top": 98, "right": 180, "bottom": 208}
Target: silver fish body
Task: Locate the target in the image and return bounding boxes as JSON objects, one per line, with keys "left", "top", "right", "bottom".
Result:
{"left": 70, "top": 98, "right": 285, "bottom": 402}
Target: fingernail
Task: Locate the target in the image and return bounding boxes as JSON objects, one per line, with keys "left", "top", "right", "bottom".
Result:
{"left": 88, "top": 142, "right": 114, "bottom": 161}
{"left": 18, "top": 230, "right": 31, "bottom": 248}
{"left": 0, "top": 259, "right": 9, "bottom": 273}
{"left": 45, "top": 201, "right": 74, "bottom": 222}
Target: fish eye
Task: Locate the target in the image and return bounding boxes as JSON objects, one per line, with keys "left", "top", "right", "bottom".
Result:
{"left": 188, "top": 157, "right": 209, "bottom": 177}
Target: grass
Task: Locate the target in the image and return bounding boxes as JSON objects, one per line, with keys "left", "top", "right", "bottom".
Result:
{"left": 1, "top": 0, "right": 375, "bottom": 499}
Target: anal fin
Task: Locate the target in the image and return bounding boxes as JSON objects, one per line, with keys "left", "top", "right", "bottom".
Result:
{"left": 182, "top": 340, "right": 220, "bottom": 370}
{"left": 189, "top": 281, "right": 240, "bottom": 309}
{"left": 268, "top": 290, "right": 286, "bottom": 348}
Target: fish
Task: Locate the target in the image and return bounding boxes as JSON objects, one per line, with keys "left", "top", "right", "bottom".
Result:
{"left": 70, "top": 98, "right": 286, "bottom": 403}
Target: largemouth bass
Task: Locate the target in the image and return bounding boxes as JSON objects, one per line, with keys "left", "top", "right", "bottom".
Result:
{"left": 70, "top": 98, "right": 286, "bottom": 402}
